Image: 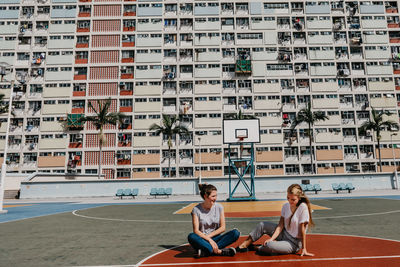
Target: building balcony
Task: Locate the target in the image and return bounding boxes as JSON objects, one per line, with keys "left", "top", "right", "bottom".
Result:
{"left": 376, "top": 148, "right": 400, "bottom": 159}
{"left": 194, "top": 152, "right": 222, "bottom": 164}
{"left": 317, "top": 166, "right": 345, "bottom": 174}
{"left": 76, "top": 43, "right": 89, "bottom": 48}
{"left": 75, "top": 58, "right": 88, "bottom": 64}
{"left": 133, "top": 136, "right": 161, "bottom": 147}
{"left": 386, "top": 7, "right": 398, "bottom": 13}
{"left": 121, "top": 73, "right": 134, "bottom": 79}
{"left": 121, "top": 58, "right": 134, "bottom": 63}
{"left": 256, "top": 168, "right": 284, "bottom": 176}
{"left": 132, "top": 154, "right": 159, "bottom": 165}
{"left": 74, "top": 74, "right": 87, "bottom": 80}
{"left": 316, "top": 149, "right": 343, "bottom": 161}
{"left": 123, "top": 12, "right": 136, "bottom": 16}
{"left": 78, "top": 12, "right": 91, "bottom": 17}
{"left": 256, "top": 151, "right": 283, "bottom": 162}
{"left": 38, "top": 156, "right": 66, "bottom": 168}
{"left": 69, "top": 142, "right": 82, "bottom": 149}
{"left": 194, "top": 170, "right": 222, "bottom": 178}
{"left": 77, "top": 27, "right": 90, "bottom": 33}
{"left": 122, "top": 41, "right": 135, "bottom": 47}
{"left": 71, "top": 107, "right": 85, "bottom": 114}
{"left": 118, "top": 141, "right": 131, "bottom": 147}
{"left": 388, "top": 23, "right": 400, "bottom": 28}
{"left": 123, "top": 26, "right": 135, "bottom": 32}
{"left": 119, "top": 106, "right": 132, "bottom": 112}
{"left": 132, "top": 171, "right": 160, "bottom": 179}
{"left": 73, "top": 91, "right": 86, "bottom": 97}
{"left": 134, "top": 119, "right": 159, "bottom": 130}
{"left": 117, "top": 159, "right": 131, "bottom": 165}
{"left": 120, "top": 89, "right": 133, "bottom": 96}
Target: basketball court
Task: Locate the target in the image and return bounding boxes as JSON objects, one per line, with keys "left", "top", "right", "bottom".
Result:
{"left": 1, "top": 196, "right": 400, "bottom": 266}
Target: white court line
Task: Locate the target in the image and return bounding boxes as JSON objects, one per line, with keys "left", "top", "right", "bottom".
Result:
{"left": 72, "top": 210, "right": 189, "bottom": 223}
{"left": 71, "top": 234, "right": 400, "bottom": 267}
{"left": 173, "top": 203, "right": 194, "bottom": 215}
{"left": 72, "top": 209, "right": 400, "bottom": 223}
{"left": 136, "top": 255, "right": 400, "bottom": 266}
{"left": 74, "top": 255, "right": 400, "bottom": 267}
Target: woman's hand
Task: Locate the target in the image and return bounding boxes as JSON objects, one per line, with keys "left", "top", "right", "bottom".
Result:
{"left": 300, "top": 248, "right": 314, "bottom": 257}
{"left": 208, "top": 239, "right": 219, "bottom": 254}
{"left": 263, "top": 238, "right": 273, "bottom": 246}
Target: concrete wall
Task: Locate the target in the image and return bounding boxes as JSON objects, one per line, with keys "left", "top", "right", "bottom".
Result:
{"left": 20, "top": 173, "right": 397, "bottom": 199}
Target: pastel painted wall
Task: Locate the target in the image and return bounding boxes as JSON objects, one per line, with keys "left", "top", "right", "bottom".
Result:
{"left": 20, "top": 173, "right": 397, "bottom": 199}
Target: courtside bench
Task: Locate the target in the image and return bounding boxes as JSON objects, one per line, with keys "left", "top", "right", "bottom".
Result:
{"left": 115, "top": 188, "right": 139, "bottom": 199}
{"left": 332, "top": 183, "right": 355, "bottom": 194}
{"left": 150, "top": 187, "right": 172, "bottom": 198}
{"left": 301, "top": 184, "right": 322, "bottom": 194}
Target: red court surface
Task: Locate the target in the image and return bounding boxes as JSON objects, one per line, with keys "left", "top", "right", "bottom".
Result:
{"left": 137, "top": 234, "right": 400, "bottom": 267}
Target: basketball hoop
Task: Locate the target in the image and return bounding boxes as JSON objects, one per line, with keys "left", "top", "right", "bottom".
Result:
{"left": 237, "top": 135, "right": 246, "bottom": 142}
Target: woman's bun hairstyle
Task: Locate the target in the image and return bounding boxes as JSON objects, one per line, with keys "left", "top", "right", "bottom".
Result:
{"left": 198, "top": 183, "right": 217, "bottom": 199}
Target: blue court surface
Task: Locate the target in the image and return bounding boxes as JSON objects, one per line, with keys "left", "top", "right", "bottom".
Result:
{"left": 0, "top": 202, "right": 106, "bottom": 223}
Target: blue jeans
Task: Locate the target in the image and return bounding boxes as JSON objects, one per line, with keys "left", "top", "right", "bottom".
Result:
{"left": 188, "top": 229, "right": 240, "bottom": 255}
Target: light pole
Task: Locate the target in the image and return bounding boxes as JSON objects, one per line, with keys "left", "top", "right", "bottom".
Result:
{"left": 198, "top": 137, "right": 202, "bottom": 185}
{"left": 391, "top": 133, "right": 399, "bottom": 190}
{"left": 0, "top": 62, "right": 13, "bottom": 214}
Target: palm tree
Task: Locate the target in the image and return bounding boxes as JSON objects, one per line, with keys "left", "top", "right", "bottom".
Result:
{"left": 359, "top": 108, "right": 399, "bottom": 172}
{"left": 149, "top": 114, "right": 189, "bottom": 177}
{"left": 78, "top": 99, "right": 126, "bottom": 179}
{"left": 291, "top": 102, "right": 328, "bottom": 174}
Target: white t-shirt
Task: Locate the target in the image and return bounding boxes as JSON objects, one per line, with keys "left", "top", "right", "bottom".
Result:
{"left": 281, "top": 202, "right": 310, "bottom": 238}
{"left": 192, "top": 203, "right": 223, "bottom": 235}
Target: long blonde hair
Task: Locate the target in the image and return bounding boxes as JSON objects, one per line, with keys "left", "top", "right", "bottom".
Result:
{"left": 287, "top": 184, "right": 314, "bottom": 227}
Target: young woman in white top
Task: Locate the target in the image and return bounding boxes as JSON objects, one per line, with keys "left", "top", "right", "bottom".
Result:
{"left": 188, "top": 184, "right": 240, "bottom": 257}
{"left": 236, "top": 184, "right": 314, "bottom": 256}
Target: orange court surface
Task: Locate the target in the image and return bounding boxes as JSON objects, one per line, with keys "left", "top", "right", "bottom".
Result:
{"left": 174, "top": 200, "right": 329, "bottom": 218}
{"left": 138, "top": 235, "right": 400, "bottom": 267}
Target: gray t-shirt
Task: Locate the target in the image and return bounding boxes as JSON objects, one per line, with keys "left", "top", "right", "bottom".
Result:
{"left": 191, "top": 203, "right": 223, "bottom": 235}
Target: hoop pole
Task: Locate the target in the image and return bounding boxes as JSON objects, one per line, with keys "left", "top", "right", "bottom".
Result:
{"left": 227, "top": 142, "right": 256, "bottom": 201}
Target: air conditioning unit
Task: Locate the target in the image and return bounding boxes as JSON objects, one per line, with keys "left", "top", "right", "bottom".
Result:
{"left": 295, "top": 65, "right": 302, "bottom": 71}
{"left": 121, "top": 66, "right": 127, "bottom": 70}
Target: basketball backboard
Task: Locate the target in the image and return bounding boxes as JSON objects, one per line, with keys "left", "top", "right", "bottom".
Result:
{"left": 223, "top": 119, "right": 260, "bottom": 144}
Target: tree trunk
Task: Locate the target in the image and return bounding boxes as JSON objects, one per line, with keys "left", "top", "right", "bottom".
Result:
{"left": 378, "top": 139, "right": 383, "bottom": 172}
{"left": 98, "top": 128, "right": 103, "bottom": 179}
{"left": 168, "top": 136, "right": 172, "bottom": 177}
{"left": 309, "top": 123, "right": 314, "bottom": 174}
{"left": 168, "top": 146, "right": 171, "bottom": 178}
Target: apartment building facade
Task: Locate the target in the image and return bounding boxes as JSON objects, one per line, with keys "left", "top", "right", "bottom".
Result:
{"left": 1, "top": 0, "right": 400, "bottom": 179}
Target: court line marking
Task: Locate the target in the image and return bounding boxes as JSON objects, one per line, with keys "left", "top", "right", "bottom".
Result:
{"left": 0, "top": 204, "right": 109, "bottom": 224}
{"left": 72, "top": 209, "right": 400, "bottom": 223}
{"left": 70, "top": 234, "right": 400, "bottom": 267}
{"left": 76, "top": 255, "right": 400, "bottom": 267}
{"left": 135, "top": 233, "right": 400, "bottom": 267}
{"left": 136, "top": 255, "right": 400, "bottom": 266}
{"left": 173, "top": 203, "right": 194, "bottom": 215}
